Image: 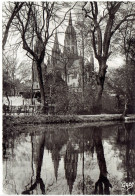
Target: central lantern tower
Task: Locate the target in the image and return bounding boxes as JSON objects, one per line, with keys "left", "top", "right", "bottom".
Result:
{"left": 64, "top": 12, "right": 78, "bottom": 57}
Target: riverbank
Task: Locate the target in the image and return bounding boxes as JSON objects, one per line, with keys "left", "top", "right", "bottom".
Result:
{"left": 2, "top": 114, "right": 125, "bottom": 125}
{"left": 3, "top": 114, "right": 135, "bottom": 126}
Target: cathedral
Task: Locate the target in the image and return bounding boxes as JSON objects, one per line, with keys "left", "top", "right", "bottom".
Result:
{"left": 47, "top": 12, "right": 94, "bottom": 92}
{"left": 33, "top": 12, "right": 94, "bottom": 93}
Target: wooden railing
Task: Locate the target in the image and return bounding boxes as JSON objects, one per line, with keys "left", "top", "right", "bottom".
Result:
{"left": 3, "top": 105, "right": 41, "bottom": 115}
{"left": 3, "top": 104, "right": 55, "bottom": 115}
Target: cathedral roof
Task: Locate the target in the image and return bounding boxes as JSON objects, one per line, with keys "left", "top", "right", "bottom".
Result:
{"left": 65, "top": 12, "right": 76, "bottom": 38}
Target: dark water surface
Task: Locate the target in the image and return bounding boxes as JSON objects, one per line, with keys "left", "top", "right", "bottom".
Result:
{"left": 3, "top": 122, "right": 135, "bottom": 195}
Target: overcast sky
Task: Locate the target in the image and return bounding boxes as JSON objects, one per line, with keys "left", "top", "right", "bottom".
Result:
{"left": 2, "top": 2, "right": 125, "bottom": 73}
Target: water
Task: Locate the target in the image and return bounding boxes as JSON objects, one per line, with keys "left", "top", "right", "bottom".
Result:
{"left": 3, "top": 122, "right": 135, "bottom": 195}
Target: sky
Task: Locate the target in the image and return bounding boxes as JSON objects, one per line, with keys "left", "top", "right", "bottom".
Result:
{"left": 16, "top": 13, "right": 124, "bottom": 73}
{"left": 2, "top": 1, "right": 126, "bottom": 77}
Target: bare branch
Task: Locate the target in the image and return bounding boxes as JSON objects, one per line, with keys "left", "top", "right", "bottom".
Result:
{"left": 111, "top": 14, "right": 135, "bottom": 36}
{"left": 2, "top": 2, "right": 24, "bottom": 50}
{"left": 48, "top": 2, "right": 77, "bottom": 40}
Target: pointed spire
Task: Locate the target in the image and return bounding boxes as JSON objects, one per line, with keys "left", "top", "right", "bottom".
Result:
{"left": 52, "top": 148, "right": 60, "bottom": 182}
{"left": 64, "top": 142, "right": 78, "bottom": 195}
{"left": 54, "top": 30, "right": 59, "bottom": 44}
{"left": 53, "top": 30, "right": 60, "bottom": 52}
{"left": 69, "top": 12, "right": 72, "bottom": 26}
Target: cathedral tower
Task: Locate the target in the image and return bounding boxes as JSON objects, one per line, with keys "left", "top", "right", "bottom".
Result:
{"left": 64, "top": 12, "right": 78, "bottom": 57}
{"left": 51, "top": 31, "right": 61, "bottom": 71}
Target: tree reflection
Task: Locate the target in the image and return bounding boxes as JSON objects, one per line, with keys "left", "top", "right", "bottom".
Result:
{"left": 117, "top": 123, "right": 135, "bottom": 194}
{"left": 6, "top": 124, "right": 134, "bottom": 194}
{"left": 93, "top": 127, "right": 112, "bottom": 194}
{"left": 22, "top": 134, "right": 45, "bottom": 194}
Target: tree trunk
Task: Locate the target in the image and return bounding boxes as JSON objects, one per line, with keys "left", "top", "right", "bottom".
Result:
{"left": 22, "top": 134, "right": 45, "bottom": 194}
{"left": 93, "top": 128, "right": 107, "bottom": 177}
{"left": 82, "top": 32, "right": 85, "bottom": 104}
{"left": 31, "top": 62, "right": 34, "bottom": 105}
{"left": 14, "top": 86, "right": 16, "bottom": 96}
{"left": 65, "top": 63, "right": 67, "bottom": 85}
{"left": 93, "top": 58, "right": 107, "bottom": 114}
{"left": 36, "top": 61, "right": 47, "bottom": 113}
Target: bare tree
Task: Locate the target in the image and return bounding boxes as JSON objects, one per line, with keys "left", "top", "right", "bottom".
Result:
{"left": 107, "top": 38, "right": 135, "bottom": 116}
{"left": 2, "top": 2, "right": 24, "bottom": 50}
{"left": 82, "top": 2, "right": 135, "bottom": 112}
{"left": 3, "top": 53, "right": 18, "bottom": 96}
{"left": 3, "top": 2, "right": 76, "bottom": 113}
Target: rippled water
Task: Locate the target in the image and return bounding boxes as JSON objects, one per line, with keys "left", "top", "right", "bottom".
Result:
{"left": 3, "top": 122, "right": 135, "bottom": 195}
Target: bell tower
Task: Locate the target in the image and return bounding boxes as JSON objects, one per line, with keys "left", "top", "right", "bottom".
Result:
{"left": 64, "top": 12, "right": 78, "bottom": 57}
{"left": 51, "top": 31, "right": 61, "bottom": 71}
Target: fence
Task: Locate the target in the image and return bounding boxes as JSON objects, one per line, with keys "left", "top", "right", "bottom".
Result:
{"left": 3, "top": 105, "right": 41, "bottom": 115}
{"left": 3, "top": 104, "right": 55, "bottom": 115}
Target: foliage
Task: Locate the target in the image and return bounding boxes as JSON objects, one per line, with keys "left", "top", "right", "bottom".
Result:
{"left": 3, "top": 52, "right": 32, "bottom": 96}
{"left": 127, "top": 38, "right": 135, "bottom": 63}
{"left": 67, "top": 81, "right": 96, "bottom": 115}
{"left": 16, "top": 60, "right": 32, "bottom": 83}
{"left": 2, "top": 2, "right": 77, "bottom": 110}
{"left": 67, "top": 91, "right": 83, "bottom": 114}
{"left": 107, "top": 65, "right": 135, "bottom": 113}
{"left": 2, "top": 2, "right": 135, "bottom": 114}
{"left": 81, "top": 2, "right": 135, "bottom": 111}
{"left": 3, "top": 53, "right": 16, "bottom": 95}
{"left": 44, "top": 72, "right": 69, "bottom": 114}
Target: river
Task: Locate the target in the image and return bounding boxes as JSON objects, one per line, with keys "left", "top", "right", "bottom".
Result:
{"left": 3, "top": 122, "right": 135, "bottom": 195}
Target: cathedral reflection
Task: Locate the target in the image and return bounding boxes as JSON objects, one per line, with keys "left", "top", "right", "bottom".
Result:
{"left": 45, "top": 129, "right": 68, "bottom": 181}
{"left": 64, "top": 140, "right": 78, "bottom": 194}
{"left": 4, "top": 123, "right": 135, "bottom": 195}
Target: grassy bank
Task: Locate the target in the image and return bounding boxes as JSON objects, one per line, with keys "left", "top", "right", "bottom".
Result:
{"left": 3, "top": 114, "right": 124, "bottom": 126}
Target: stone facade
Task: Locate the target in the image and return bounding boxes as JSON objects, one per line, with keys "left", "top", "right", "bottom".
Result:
{"left": 33, "top": 12, "right": 94, "bottom": 92}
{"left": 47, "top": 12, "right": 94, "bottom": 92}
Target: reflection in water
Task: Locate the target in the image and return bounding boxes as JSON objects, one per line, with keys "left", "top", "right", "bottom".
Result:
{"left": 64, "top": 140, "right": 78, "bottom": 194}
{"left": 93, "top": 127, "right": 112, "bottom": 194}
{"left": 117, "top": 123, "right": 135, "bottom": 194}
{"left": 45, "top": 129, "right": 68, "bottom": 181}
{"left": 22, "top": 134, "right": 45, "bottom": 194}
{"left": 3, "top": 123, "right": 135, "bottom": 195}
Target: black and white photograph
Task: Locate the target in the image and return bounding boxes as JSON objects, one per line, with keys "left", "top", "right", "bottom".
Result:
{"left": 2, "top": 1, "right": 135, "bottom": 195}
